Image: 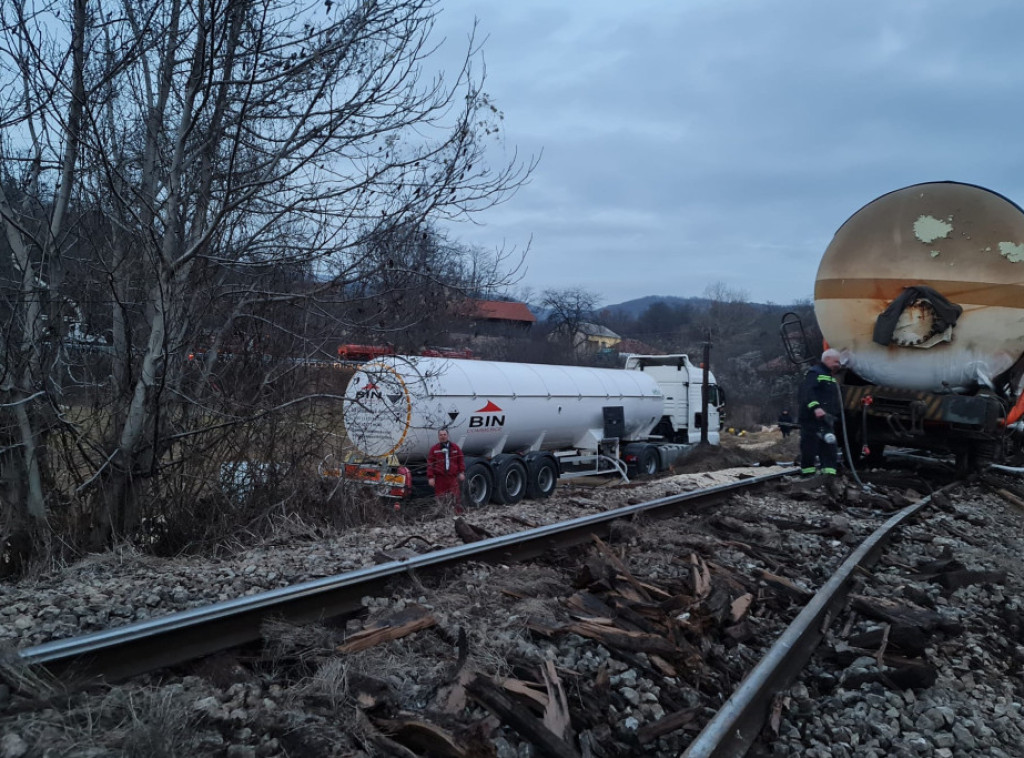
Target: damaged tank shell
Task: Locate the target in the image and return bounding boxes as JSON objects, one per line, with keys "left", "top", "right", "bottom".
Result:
{"left": 814, "top": 181, "right": 1024, "bottom": 392}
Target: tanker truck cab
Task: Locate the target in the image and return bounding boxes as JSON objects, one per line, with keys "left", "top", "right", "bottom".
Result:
{"left": 623, "top": 354, "right": 723, "bottom": 444}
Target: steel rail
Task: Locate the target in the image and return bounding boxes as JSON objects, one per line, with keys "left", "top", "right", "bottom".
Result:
{"left": 20, "top": 467, "right": 796, "bottom": 683}
{"left": 682, "top": 481, "right": 959, "bottom": 758}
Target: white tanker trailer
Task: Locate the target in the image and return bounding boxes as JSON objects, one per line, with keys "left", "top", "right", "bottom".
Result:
{"left": 336, "top": 354, "right": 724, "bottom": 506}
{"left": 809, "top": 181, "right": 1024, "bottom": 470}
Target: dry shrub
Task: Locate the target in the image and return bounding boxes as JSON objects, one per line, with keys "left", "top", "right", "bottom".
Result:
{"left": 119, "top": 688, "right": 201, "bottom": 757}
{"left": 0, "top": 510, "right": 81, "bottom": 581}
{"left": 134, "top": 469, "right": 397, "bottom": 557}
{"left": 6, "top": 687, "right": 199, "bottom": 757}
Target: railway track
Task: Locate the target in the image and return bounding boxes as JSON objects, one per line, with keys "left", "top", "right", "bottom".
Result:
{"left": 4, "top": 461, "right": 1024, "bottom": 757}
{"left": 20, "top": 469, "right": 794, "bottom": 683}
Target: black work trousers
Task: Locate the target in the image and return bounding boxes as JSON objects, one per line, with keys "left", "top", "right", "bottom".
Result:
{"left": 799, "top": 419, "right": 838, "bottom": 475}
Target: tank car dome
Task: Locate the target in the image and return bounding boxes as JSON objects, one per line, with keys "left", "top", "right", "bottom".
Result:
{"left": 814, "top": 181, "right": 1024, "bottom": 392}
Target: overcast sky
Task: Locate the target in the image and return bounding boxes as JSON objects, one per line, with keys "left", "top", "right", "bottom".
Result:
{"left": 429, "top": 0, "right": 1024, "bottom": 308}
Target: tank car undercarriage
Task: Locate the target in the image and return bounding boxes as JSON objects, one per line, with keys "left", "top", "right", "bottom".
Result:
{"left": 840, "top": 381, "right": 1024, "bottom": 474}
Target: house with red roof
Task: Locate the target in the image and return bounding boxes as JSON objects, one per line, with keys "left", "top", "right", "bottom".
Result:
{"left": 456, "top": 299, "right": 537, "bottom": 334}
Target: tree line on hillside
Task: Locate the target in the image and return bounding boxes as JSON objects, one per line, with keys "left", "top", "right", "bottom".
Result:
{"left": 0, "top": 0, "right": 533, "bottom": 574}
{"left": 533, "top": 285, "right": 823, "bottom": 431}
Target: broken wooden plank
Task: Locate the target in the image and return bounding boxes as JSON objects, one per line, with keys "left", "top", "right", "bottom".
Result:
{"left": 849, "top": 594, "right": 947, "bottom": 631}
{"left": 499, "top": 677, "right": 550, "bottom": 710}
{"left": 932, "top": 569, "right": 1007, "bottom": 592}
{"left": 542, "top": 660, "right": 573, "bottom": 744}
{"left": 636, "top": 707, "right": 700, "bottom": 745}
{"left": 606, "top": 597, "right": 665, "bottom": 634}
{"left": 648, "top": 655, "right": 678, "bottom": 677}
{"left": 566, "top": 591, "right": 618, "bottom": 620}
{"left": 760, "top": 571, "right": 814, "bottom": 602}
{"left": 441, "top": 670, "right": 474, "bottom": 714}
{"left": 527, "top": 617, "right": 566, "bottom": 638}
{"left": 633, "top": 579, "right": 673, "bottom": 599}
{"left": 994, "top": 487, "right": 1024, "bottom": 511}
{"left": 847, "top": 624, "right": 930, "bottom": 657}
{"left": 374, "top": 718, "right": 468, "bottom": 758}
{"left": 466, "top": 674, "right": 581, "bottom": 758}
{"left": 592, "top": 536, "right": 652, "bottom": 602}
{"left": 355, "top": 710, "right": 420, "bottom": 758}
{"left": 730, "top": 592, "right": 754, "bottom": 623}
{"left": 338, "top": 606, "right": 437, "bottom": 653}
{"left": 566, "top": 620, "right": 677, "bottom": 656}
{"left": 690, "top": 553, "right": 712, "bottom": 599}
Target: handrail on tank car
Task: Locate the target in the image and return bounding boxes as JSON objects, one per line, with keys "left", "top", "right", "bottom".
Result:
{"left": 780, "top": 312, "right": 815, "bottom": 365}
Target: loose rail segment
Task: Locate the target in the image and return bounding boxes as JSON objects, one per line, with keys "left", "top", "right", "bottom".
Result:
{"left": 683, "top": 481, "right": 959, "bottom": 758}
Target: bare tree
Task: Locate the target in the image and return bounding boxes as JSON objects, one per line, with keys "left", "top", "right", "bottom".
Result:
{"left": 541, "top": 287, "right": 601, "bottom": 360}
{"left": 0, "top": 0, "right": 534, "bottom": 556}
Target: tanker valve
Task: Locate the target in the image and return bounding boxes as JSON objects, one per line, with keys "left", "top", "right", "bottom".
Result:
{"left": 862, "top": 396, "right": 874, "bottom": 407}
{"left": 861, "top": 445, "right": 871, "bottom": 457}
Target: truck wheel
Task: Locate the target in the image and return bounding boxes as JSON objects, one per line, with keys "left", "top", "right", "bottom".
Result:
{"left": 639, "top": 446, "right": 659, "bottom": 477}
{"left": 526, "top": 457, "right": 558, "bottom": 499}
{"left": 463, "top": 462, "right": 493, "bottom": 508}
{"left": 493, "top": 457, "right": 528, "bottom": 505}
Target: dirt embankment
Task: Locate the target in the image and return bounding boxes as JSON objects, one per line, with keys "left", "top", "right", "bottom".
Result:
{"left": 674, "top": 427, "right": 799, "bottom": 473}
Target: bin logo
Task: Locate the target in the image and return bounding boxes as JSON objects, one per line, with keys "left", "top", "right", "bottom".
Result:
{"left": 355, "top": 382, "right": 383, "bottom": 402}
{"left": 469, "top": 400, "right": 505, "bottom": 428}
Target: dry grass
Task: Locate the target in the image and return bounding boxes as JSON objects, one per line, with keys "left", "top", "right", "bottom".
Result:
{"left": 0, "top": 645, "right": 59, "bottom": 702}
{"left": 261, "top": 619, "right": 340, "bottom": 665}
{"left": 5, "top": 686, "right": 200, "bottom": 757}
{"left": 304, "top": 658, "right": 352, "bottom": 711}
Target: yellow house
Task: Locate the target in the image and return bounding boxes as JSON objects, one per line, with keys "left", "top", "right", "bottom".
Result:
{"left": 578, "top": 322, "right": 621, "bottom": 351}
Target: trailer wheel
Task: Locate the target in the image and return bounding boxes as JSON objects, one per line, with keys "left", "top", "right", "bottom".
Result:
{"left": 526, "top": 457, "right": 558, "bottom": 499}
{"left": 463, "top": 462, "right": 493, "bottom": 508}
{"left": 493, "top": 457, "right": 528, "bottom": 505}
{"left": 638, "top": 446, "right": 660, "bottom": 477}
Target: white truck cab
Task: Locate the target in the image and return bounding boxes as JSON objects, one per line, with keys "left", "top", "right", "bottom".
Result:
{"left": 623, "top": 354, "right": 723, "bottom": 444}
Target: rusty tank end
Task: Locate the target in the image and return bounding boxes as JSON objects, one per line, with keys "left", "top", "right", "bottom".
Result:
{"left": 814, "top": 181, "right": 1024, "bottom": 392}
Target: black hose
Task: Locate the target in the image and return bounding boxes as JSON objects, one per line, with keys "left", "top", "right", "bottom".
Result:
{"left": 836, "top": 381, "right": 869, "bottom": 490}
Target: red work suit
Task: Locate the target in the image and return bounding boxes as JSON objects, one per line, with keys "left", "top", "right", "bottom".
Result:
{"left": 426, "top": 441, "right": 465, "bottom": 503}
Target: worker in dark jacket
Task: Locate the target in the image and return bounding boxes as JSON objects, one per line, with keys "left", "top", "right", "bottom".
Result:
{"left": 427, "top": 429, "right": 466, "bottom": 514}
{"left": 798, "top": 349, "right": 842, "bottom": 476}
{"left": 777, "top": 409, "right": 794, "bottom": 438}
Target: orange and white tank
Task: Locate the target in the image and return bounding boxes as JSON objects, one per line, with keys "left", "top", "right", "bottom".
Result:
{"left": 814, "top": 181, "right": 1024, "bottom": 392}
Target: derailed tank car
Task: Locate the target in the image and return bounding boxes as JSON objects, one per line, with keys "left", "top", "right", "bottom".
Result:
{"left": 814, "top": 181, "right": 1024, "bottom": 470}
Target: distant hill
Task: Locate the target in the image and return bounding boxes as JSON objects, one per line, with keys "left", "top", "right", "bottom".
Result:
{"left": 601, "top": 295, "right": 798, "bottom": 318}
{"left": 531, "top": 294, "right": 797, "bottom": 322}
{"left": 599, "top": 295, "right": 708, "bottom": 318}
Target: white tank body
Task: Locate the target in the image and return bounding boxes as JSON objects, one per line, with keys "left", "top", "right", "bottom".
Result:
{"left": 815, "top": 182, "right": 1024, "bottom": 391}
{"left": 343, "top": 356, "right": 665, "bottom": 461}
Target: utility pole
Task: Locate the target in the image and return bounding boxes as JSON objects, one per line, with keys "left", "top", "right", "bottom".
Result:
{"left": 701, "top": 330, "right": 711, "bottom": 445}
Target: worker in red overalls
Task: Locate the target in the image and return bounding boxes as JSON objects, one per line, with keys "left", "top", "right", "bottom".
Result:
{"left": 427, "top": 429, "right": 466, "bottom": 514}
